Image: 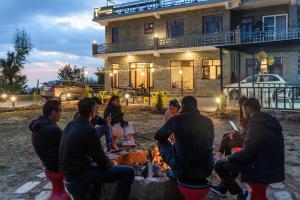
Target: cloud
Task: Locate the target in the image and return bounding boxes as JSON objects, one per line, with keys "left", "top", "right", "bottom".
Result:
{"left": 35, "top": 12, "right": 104, "bottom": 31}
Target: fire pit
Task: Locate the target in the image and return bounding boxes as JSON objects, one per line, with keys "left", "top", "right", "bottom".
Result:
{"left": 106, "top": 148, "right": 183, "bottom": 200}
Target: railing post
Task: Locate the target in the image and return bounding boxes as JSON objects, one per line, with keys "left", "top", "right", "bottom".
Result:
{"left": 235, "top": 26, "right": 241, "bottom": 44}
{"left": 154, "top": 36, "right": 159, "bottom": 50}
{"left": 92, "top": 42, "right": 98, "bottom": 55}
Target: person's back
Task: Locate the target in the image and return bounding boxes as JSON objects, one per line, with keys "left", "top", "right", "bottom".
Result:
{"left": 230, "top": 111, "right": 284, "bottom": 183}
{"left": 155, "top": 96, "right": 214, "bottom": 182}
{"left": 29, "top": 100, "right": 62, "bottom": 172}
{"left": 59, "top": 116, "right": 110, "bottom": 179}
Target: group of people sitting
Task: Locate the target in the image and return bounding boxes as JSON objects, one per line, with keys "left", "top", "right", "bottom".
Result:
{"left": 29, "top": 95, "right": 284, "bottom": 200}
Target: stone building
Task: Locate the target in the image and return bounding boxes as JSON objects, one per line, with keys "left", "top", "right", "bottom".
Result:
{"left": 93, "top": 0, "right": 300, "bottom": 97}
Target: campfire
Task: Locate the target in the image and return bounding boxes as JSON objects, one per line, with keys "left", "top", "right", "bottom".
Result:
{"left": 110, "top": 147, "right": 170, "bottom": 179}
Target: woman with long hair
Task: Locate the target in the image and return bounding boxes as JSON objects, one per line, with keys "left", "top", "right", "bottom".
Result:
{"left": 164, "top": 99, "right": 181, "bottom": 122}
{"left": 104, "top": 96, "right": 136, "bottom": 147}
{"left": 215, "top": 96, "right": 248, "bottom": 159}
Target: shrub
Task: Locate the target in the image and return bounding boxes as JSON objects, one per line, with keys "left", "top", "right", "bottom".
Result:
{"left": 155, "top": 92, "right": 163, "bottom": 112}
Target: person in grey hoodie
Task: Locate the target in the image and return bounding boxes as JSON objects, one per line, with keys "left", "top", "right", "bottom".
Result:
{"left": 29, "top": 100, "right": 62, "bottom": 172}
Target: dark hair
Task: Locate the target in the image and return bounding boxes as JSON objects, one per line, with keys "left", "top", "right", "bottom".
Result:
{"left": 181, "top": 96, "right": 198, "bottom": 112}
{"left": 169, "top": 99, "right": 180, "bottom": 109}
{"left": 107, "top": 95, "right": 120, "bottom": 107}
{"left": 43, "top": 100, "right": 61, "bottom": 117}
{"left": 238, "top": 96, "right": 248, "bottom": 127}
{"left": 91, "top": 96, "right": 102, "bottom": 105}
{"left": 243, "top": 98, "right": 261, "bottom": 113}
{"left": 78, "top": 98, "right": 96, "bottom": 118}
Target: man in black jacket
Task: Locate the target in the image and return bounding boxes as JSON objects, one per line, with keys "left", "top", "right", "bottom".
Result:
{"left": 29, "top": 100, "right": 62, "bottom": 172}
{"left": 155, "top": 96, "right": 214, "bottom": 185}
{"left": 59, "top": 98, "right": 134, "bottom": 200}
{"left": 212, "top": 98, "right": 284, "bottom": 199}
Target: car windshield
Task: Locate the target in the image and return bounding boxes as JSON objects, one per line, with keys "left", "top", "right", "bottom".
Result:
{"left": 46, "top": 80, "right": 62, "bottom": 87}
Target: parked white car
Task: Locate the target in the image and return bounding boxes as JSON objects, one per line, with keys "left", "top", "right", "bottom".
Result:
{"left": 223, "top": 74, "right": 291, "bottom": 100}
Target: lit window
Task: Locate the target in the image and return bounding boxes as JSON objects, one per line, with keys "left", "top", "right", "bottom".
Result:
{"left": 144, "top": 23, "right": 154, "bottom": 34}
{"left": 171, "top": 60, "right": 194, "bottom": 90}
{"left": 111, "top": 64, "right": 119, "bottom": 88}
{"left": 129, "top": 63, "right": 153, "bottom": 88}
{"left": 202, "top": 60, "right": 221, "bottom": 80}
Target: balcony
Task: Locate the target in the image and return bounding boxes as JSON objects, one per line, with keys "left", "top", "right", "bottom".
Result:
{"left": 93, "top": 32, "right": 235, "bottom": 56}
{"left": 93, "top": 28, "right": 300, "bottom": 56}
{"left": 94, "top": 0, "right": 228, "bottom": 22}
{"left": 240, "top": 28, "right": 300, "bottom": 44}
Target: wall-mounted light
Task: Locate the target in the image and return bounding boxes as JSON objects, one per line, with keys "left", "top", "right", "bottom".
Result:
{"left": 92, "top": 40, "right": 97, "bottom": 44}
{"left": 150, "top": 68, "right": 155, "bottom": 72}
{"left": 1, "top": 93, "right": 7, "bottom": 99}
{"left": 11, "top": 96, "right": 16, "bottom": 108}
{"left": 179, "top": 70, "right": 183, "bottom": 74}
{"left": 109, "top": 73, "right": 113, "bottom": 77}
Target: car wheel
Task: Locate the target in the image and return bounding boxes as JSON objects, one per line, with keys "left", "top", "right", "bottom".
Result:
{"left": 60, "top": 93, "right": 67, "bottom": 102}
{"left": 229, "top": 90, "right": 239, "bottom": 100}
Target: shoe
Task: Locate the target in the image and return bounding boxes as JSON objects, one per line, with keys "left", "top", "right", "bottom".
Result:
{"left": 236, "top": 191, "right": 250, "bottom": 200}
{"left": 211, "top": 185, "right": 227, "bottom": 198}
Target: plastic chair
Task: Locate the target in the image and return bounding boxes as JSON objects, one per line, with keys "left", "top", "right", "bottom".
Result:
{"left": 177, "top": 179, "right": 211, "bottom": 200}
{"left": 248, "top": 182, "right": 268, "bottom": 200}
{"left": 45, "top": 171, "right": 71, "bottom": 200}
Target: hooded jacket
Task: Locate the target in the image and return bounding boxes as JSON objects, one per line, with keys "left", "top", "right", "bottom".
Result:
{"left": 155, "top": 109, "right": 214, "bottom": 180}
{"left": 29, "top": 116, "right": 62, "bottom": 172}
{"left": 228, "top": 112, "right": 285, "bottom": 183}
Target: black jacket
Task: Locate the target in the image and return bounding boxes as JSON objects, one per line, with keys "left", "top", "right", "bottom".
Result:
{"left": 29, "top": 116, "right": 62, "bottom": 172}
{"left": 59, "top": 116, "right": 111, "bottom": 180}
{"left": 104, "top": 105, "right": 126, "bottom": 126}
{"left": 155, "top": 110, "right": 214, "bottom": 180}
{"left": 228, "top": 112, "right": 285, "bottom": 183}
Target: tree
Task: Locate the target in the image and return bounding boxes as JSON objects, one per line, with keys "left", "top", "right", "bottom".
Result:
{"left": 95, "top": 67, "right": 105, "bottom": 84}
{"left": 57, "top": 64, "right": 85, "bottom": 82}
{"left": 0, "top": 28, "right": 32, "bottom": 93}
{"left": 155, "top": 92, "right": 164, "bottom": 112}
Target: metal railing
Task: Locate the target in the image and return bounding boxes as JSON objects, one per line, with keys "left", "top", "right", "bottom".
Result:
{"left": 95, "top": 0, "right": 224, "bottom": 18}
{"left": 223, "top": 85, "right": 300, "bottom": 110}
{"left": 159, "top": 32, "right": 235, "bottom": 49}
{"left": 240, "top": 28, "right": 300, "bottom": 44}
{"left": 97, "top": 39, "right": 154, "bottom": 54}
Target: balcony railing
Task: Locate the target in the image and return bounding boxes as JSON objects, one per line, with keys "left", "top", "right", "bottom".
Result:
{"left": 94, "top": 28, "right": 300, "bottom": 55}
{"left": 240, "top": 28, "right": 300, "bottom": 44}
{"left": 159, "top": 32, "right": 235, "bottom": 49}
{"left": 97, "top": 39, "right": 154, "bottom": 54}
{"left": 94, "top": 0, "right": 225, "bottom": 19}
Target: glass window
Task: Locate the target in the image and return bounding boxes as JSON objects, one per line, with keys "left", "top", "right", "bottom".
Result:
{"left": 111, "top": 64, "right": 119, "bottom": 88}
{"left": 112, "top": 27, "right": 119, "bottom": 43}
{"left": 203, "top": 15, "right": 223, "bottom": 34}
{"left": 269, "top": 57, "right": 283, "bottom": 76}
{"left": 263, "top": 14, "right": 287, "bottom": 33}
{"left": 171, "top": 61, "right": 194, "bottom": 90}
{"left": 129, "top": 63, "right": 153, "bottom": 88}
{"left": 144, "top": 23, "right": 154, "bottom": 34}
{"left": 202, "top": 59, "right": 221, "bottom": 79}
{"left": 167, "top": 19, "right": 184, "bottom": 38}
{"left": 298, "top": 55, "right": 300, "bottom": 77}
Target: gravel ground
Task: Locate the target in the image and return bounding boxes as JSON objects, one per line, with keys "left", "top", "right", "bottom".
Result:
{"left": 0, "top": 104, "right": 299, "bottom": 199}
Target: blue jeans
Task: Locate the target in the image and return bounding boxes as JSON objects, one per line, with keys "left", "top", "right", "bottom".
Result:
{"left": 96, "top": 125, "right": 113, "bottom": 150}
{"left": 86, "top": 166, "right": 135, "bottom": 200}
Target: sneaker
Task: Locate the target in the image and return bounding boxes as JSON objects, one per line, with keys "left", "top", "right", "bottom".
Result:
{"left": 211, "top": 185, "right": 227, "bottom": 198}
{"left": 237, "top": 191, "right": 250, "bottom": 200}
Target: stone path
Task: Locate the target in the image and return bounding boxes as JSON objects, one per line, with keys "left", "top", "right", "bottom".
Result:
{"left": 6, "top": 170, "right": 294, "bottom": 200}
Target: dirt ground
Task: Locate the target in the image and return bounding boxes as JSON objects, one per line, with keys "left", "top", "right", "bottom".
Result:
{"left": 0, "top": 103, "right": 300, "bottom": 199}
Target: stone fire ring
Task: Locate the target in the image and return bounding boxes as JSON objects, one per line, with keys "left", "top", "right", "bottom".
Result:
{"left": 106, "top": 150, "right": 184, "bottom": 200}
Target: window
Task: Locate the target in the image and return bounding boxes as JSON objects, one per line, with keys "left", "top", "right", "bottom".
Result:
{"left": 144, "top": 23, "right": 154, "bottom": 34}
{"left": 263, "top": 14, "right": 288, "bottom": 40}
{"left": 112, "top": 27, "right": 119, "bottom": 43}
{"left": 245, "top": 58, "right": 259, "bottom": 77}
{"left": 171, "top": 61, "right": 194, "bottom": 90}
{"left": 203, "top": 15, "right": 223, "bottom": 34}
{"left": 129, "top": 63, "right": 153, "bottom": 88}
{"left": 202, "top": 60, "right": 221, "bottom": 80}
{"left": 167, "top": 19, "right": 184, "bottom": 38}
{"left": 111, "top": 64, "right": 119, "bottom": 88}
{"left": 269, "top": 57, "right": 283, "bottom": 76}
{"left": 298, "top": 55, "right": 300, "bottom": 79}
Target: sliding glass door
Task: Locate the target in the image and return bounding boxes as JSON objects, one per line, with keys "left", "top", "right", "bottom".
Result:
{"left": 263, "top": 14, "right": 288, "bottom": 40}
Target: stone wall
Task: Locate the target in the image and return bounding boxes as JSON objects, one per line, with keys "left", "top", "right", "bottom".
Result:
{"left": 104, "top": 50, "right": 231, "bottom": 97}
{"left": 105, "top": 6, "right": 230, "bottom": 43}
